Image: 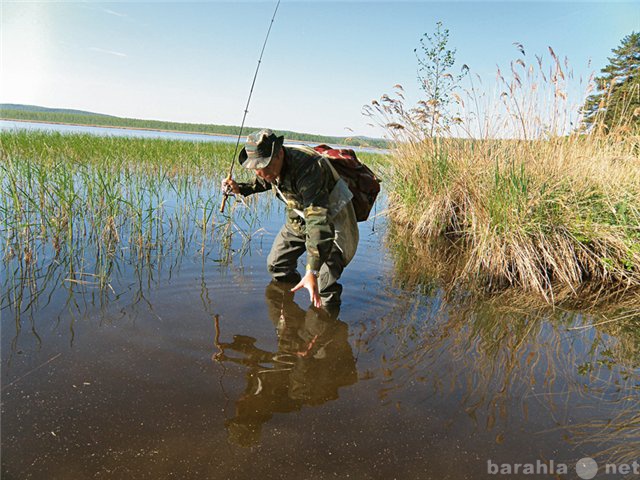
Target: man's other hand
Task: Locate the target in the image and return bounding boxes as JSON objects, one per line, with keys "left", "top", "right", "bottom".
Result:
{"left": 291, "top": 271, "right": 322, "bottom": 308}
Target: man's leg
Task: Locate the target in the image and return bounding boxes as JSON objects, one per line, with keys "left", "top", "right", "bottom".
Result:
{"left": 267, "top": 224, "right": 306, "bottom": 283}
{"left": 318, "top": 244, "right": 347, "bottom": 309}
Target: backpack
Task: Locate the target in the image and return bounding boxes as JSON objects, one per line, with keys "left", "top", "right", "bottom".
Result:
{"left": 312, "top": 144, "right": 381, "bottom": 222}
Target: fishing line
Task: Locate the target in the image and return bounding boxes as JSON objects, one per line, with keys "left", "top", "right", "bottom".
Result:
{"left": 220, "top": 0, "right": 282, "bottom": 213}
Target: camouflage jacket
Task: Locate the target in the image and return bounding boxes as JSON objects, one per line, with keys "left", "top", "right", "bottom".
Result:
{"left": 237, "top": 146, "right": 337, "bottom": 271}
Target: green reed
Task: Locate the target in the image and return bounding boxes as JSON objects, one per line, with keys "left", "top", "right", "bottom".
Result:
{"left": 1, "top": 130, "right": 388, "bottom": 314}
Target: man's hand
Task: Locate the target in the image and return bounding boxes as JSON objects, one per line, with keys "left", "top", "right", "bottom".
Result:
{"left": 221, "top": 177, "right": 240, "bottom": 195}
{"left": 291, "top": 271, "right": 322, "bottom": 308}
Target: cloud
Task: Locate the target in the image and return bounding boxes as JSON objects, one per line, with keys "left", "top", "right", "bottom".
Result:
{"left": 88, "top": 47, "right": 128, "bottom": 58}
{"left": 101, "top": 8, "right": 128, "bottom": 18}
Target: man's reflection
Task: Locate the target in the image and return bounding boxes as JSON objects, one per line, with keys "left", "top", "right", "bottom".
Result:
{"left": 214, "top": 281, "right": 357, "bottom": 447}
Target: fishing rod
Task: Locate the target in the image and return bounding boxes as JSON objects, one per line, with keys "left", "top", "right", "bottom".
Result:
{"left": 220, "top": 0, "right": 281, "bottom": 214}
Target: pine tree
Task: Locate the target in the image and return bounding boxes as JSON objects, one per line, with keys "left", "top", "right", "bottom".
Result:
{"left": 583, "top": 32, "right": 640, "bottom": 131}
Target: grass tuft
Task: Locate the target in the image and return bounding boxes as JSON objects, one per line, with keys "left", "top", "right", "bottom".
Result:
{"left": 369, "top": 47, "right": 640, "bottom": 301}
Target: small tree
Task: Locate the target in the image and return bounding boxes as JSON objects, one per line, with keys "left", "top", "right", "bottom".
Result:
{"left": 415, "top": 21, "right": 468, "bottom": 137}
{"left": 582, "top": 32, "right": 640, "bottom": 131}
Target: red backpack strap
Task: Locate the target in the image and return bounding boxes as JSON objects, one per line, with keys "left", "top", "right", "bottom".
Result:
{"left": 313, "top": 144, "right": 332, "bottom": 155}
{"left": 313, "top": 145, "right": 357, "bottom": 161}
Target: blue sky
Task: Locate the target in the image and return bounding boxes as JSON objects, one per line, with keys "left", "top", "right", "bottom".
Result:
{"left": 1, "top": 1, "right": 638, "bottom": 137}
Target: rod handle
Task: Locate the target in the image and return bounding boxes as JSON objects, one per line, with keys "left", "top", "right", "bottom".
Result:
{"left": 219, "top": 194, "right": 229, "bottom": 213}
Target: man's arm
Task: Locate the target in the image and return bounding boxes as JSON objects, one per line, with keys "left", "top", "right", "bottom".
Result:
{"left": 296, "top": 159, "right": 334, "bottom": 272}
{"left": 290, "top": 159, "right": 334, "bottom": 308}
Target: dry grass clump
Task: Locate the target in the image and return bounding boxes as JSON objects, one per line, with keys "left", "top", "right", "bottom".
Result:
{"left": 367, "top": 48, "right": 640, "bottom": 301}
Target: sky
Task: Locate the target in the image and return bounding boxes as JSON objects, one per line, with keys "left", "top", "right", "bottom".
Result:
{"left": 1, "top": 1, "right": 638, "bottom": 138}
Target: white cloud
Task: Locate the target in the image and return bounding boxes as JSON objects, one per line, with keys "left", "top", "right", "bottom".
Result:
{"left": 88, "top": 47, "right": 128, "bottom": 58}
{"left": 101, "top": 8, "right": 128, "bottom": 18}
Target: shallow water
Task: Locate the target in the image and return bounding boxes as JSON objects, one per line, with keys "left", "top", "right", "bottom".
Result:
{"left": 2, "top": 184, "right": 639, "bottom": 479}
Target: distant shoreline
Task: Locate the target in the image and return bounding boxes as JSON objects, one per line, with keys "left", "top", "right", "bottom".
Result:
{"left": 0, "top": 117, "right": 388, "bottom": 151}
{"left": 0, "top": 117, "right": 245, "bottom": 139}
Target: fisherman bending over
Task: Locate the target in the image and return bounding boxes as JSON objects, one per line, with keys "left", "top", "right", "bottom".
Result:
{"left": 222, "top": 129, "right": 359, "bottom": 310}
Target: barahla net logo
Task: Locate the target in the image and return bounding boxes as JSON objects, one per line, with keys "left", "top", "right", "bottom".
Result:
{"left": 488, "top": 457, "right": 640, "bottom": 478}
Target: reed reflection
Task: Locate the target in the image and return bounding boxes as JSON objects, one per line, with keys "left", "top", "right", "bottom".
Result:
{"left": 378, "top": 223, "right": 640, "bottom": 464}
{"left": 213, "top": 281, "right": 357, "bottom": 447}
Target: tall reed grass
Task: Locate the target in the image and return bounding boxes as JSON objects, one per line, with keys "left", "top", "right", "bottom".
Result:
{"left": 367, "top": 47, "right": 640, "bottom": 301}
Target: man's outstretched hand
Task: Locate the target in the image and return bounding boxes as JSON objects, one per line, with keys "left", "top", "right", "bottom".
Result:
{"left": 291, "top": 271, "right": 322, "bottom": 308}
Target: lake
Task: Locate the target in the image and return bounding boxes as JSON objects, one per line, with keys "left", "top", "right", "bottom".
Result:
{"left": 1, "top": 131, "right": 638, "bottom": 479}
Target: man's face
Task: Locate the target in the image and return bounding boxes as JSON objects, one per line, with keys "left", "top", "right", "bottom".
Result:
{"left": 254, "top": 148, "right": 283, "bottom": 183}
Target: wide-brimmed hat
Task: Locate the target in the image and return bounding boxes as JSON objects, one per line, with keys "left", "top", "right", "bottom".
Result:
{"left": 238, "top": 129, "right": 284, "bottom": 169}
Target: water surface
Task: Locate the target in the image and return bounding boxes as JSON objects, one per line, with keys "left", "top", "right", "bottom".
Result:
{"left": 2, "top": 163, "right": 638, "bottom": 479}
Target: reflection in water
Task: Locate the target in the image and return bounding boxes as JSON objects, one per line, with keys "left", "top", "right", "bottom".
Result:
{"left": 372, "top": 225, "right": 640, "bottom": 466}
{"left": 2, "top": 188, "right": 271, "bottom": 360}
{"left": 213, "top": 282, "right": 357, "bottom": 447}
{"left": 4, "top": 155, "right": 640, "bottom": 476}
{"left": 355, "top": 285, "right": 640, "bottom": 466}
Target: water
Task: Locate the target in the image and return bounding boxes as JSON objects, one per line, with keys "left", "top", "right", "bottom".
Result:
{"left": 2, "top": 172, "right": 639, "bottom": 479}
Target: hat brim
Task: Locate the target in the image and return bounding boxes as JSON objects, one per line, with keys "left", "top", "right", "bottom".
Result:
{"left": 238, "top": 135, "right": 284, "bottom": 169}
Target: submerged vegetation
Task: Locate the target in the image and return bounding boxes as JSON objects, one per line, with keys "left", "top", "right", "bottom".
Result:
{"left": 367, "top": 32, "right": 640, "bottom": 302}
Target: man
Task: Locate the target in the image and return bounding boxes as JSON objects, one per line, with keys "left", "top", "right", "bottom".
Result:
{"left": 222, "top": 129, "right": 359, "bottom": 310}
